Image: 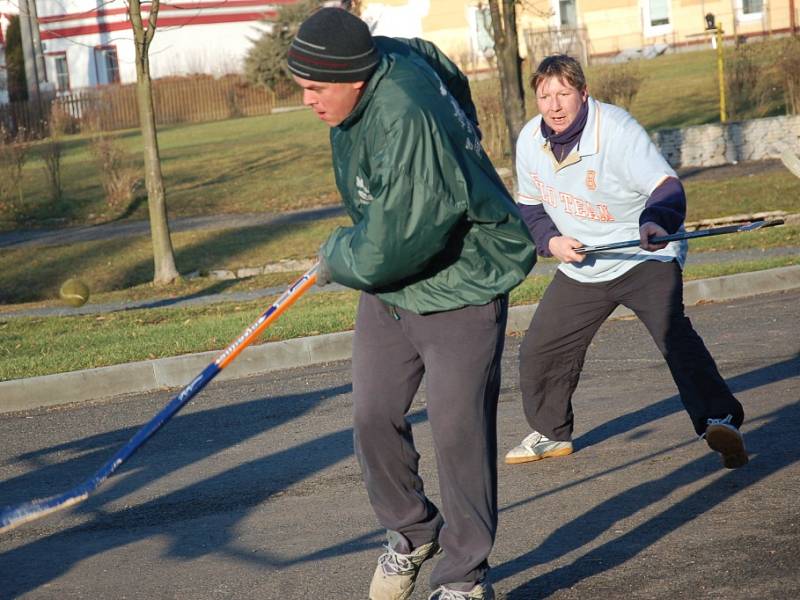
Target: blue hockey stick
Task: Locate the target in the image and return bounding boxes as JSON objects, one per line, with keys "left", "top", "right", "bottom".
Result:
{"left": 0, "top": 265, "right": 318, "bottom": 533}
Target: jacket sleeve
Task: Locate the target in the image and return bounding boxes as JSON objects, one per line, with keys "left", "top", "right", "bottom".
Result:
{"left": 321, "top": 111, "right": 467, "bottom": 291}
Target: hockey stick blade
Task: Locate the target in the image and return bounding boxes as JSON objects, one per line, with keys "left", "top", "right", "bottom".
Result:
{"left": 575, "top": 219, "right": 784, "bottom": 255}
{"left": 0, "top": 265, "right": 319, "bottom": 534}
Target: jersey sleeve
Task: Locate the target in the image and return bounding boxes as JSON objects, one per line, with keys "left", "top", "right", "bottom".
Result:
{"left": 515, "top": 120, "right": 543, "bottom": 206}
{"left": 514, "top": 119, "right": 559, "bottom": 256}
{"left": 618, "top": 114, "right": 677, "bottom": 196}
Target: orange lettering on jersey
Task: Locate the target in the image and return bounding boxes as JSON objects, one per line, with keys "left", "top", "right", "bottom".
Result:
{"left": 532, "top": 173, "right": 545, "bottom": 196}
{"left": 596, "top": 203, "right": 615, "bottom": 222}
{"left": 532, "top": 174, "right": 557, "bottom": 207}
{"left": 536, "top": 174, "right": 618, "bottom": 223}
{"left": 574, "top": 198, "right": 589, "bottom": 218}
{"left": 560, "top": 192, "right": 575, "bottom": 215}
{"left": 586, "top": 170, "right": 597, "bottom": 191}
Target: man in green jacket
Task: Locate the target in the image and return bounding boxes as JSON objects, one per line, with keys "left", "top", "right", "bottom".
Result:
{"left": 288, "top": 8, "right": 535, "bottom": 600}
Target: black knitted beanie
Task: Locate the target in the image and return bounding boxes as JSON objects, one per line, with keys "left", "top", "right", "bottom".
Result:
{"left": 287, "top": 7, "right": 379, "bottom": 83}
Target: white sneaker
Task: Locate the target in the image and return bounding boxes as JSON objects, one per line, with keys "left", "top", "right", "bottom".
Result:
{"left": 704, "top": 415, "right": 748, "bottom": 469}
{"left": 369, "top": 531, "right": 440, "bottom": 600}
{"left": 505, "top": 430, "right": 573, "bottom": 465}
{"left": 428, "top": 580, "right": 495, "bottom": 599}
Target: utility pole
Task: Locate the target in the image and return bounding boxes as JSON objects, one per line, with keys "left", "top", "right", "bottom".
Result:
{"left": 17, "top": 0, "right": 46, "bottom": 123}
{"left": 705, "top": 13, "right": 727, "bottom": 123}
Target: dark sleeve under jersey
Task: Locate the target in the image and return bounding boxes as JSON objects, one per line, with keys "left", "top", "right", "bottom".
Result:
{"left": 519, "top": 203, "right": 560, "bottom": 258}
{"left": 639, "top": 176, "right": 686, "bottom": 234}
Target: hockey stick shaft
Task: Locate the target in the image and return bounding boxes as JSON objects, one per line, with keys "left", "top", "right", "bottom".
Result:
{"left": 575, "top": 219, "right": 784, "bottom": 254}
{"left": 0, "top": 265, "right": 319, "bottom": 533}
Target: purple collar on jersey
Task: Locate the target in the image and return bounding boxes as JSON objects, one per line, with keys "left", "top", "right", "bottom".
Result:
{"left": 540, "top": 99, "right": 589, "bottom": 162}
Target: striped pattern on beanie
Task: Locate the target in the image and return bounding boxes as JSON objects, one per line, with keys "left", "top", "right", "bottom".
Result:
{"left": 287, "top": 7, "right": 379, "bottom": 83}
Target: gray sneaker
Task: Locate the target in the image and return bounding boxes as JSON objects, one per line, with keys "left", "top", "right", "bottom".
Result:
{"left": 704, "top": 415, "right": 748, "bottom": 469}
{"left": 428, "top": 580, "right": 495, "bottom": 599}
{"left": 369, "top": 531, "right": 440, "bottom": 600}
{"left": 505, "top": 430, "right": 573, "bottom": 464}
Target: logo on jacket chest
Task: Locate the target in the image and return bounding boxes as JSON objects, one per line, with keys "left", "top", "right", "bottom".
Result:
{"left": 356, "top": 175, "right": 374, "bottom": 205}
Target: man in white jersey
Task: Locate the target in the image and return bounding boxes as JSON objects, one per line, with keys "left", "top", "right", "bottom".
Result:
{"left": 507, "top": 54, "right": 748, "bottom": 469}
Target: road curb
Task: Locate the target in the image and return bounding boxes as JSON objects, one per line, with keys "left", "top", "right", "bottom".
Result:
{"left": 2, "top": 265, "right": 799, "bottom": 414}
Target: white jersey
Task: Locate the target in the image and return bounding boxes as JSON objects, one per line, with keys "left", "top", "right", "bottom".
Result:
{"left": 516, "top": 97, "right": 687, "bottom": 283}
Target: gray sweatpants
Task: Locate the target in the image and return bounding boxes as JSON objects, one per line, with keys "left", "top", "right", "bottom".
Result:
{"left": 519, "top": 260, "right": 744, "bottom": 441}
{"left": 352, "top": 292, "right": 507, "bottom": 590}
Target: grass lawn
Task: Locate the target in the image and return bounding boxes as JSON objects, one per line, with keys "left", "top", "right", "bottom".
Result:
{"left": 0, "top": 110, "right": 337, "bottom": 231}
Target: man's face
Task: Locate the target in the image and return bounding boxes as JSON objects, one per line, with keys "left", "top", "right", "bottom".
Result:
{"left": 535, "top": 76, "right": 588, "bottom": 134}
{"left": 292, "top": 75, "right": 366, "bottom": 127}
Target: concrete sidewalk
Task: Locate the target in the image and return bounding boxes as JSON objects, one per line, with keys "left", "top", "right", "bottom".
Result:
{"left": 2, "top": 265, "right": 799, "bottom": 414}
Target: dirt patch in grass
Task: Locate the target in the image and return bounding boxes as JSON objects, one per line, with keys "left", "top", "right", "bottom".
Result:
{"left": 678, "top": 159, "right": 789, "bottom": 182}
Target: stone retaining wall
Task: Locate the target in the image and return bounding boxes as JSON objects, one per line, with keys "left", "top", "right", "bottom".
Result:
{"left": 652, "top": 114, "right": 800, "bottom": 168}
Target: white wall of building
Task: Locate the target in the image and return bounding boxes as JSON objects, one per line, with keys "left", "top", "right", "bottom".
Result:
{"left": 36, "top": 0, "right": 278, "bottom": 92}
{"left": 361, "top": 0, "right": 429, "bottom": 37}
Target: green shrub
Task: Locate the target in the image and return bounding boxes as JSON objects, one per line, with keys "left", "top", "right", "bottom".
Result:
{"left": 589, "top": 63, "right": 644, "bottom": 111}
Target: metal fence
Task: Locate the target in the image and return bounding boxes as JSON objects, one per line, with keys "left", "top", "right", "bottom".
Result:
{"left": 0, "top": 75, "right": 303, "bottom": 136}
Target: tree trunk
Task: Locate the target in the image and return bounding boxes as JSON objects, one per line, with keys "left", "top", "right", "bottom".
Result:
{"left": 129, "top": 0, "right": 179, "bottom": 285}
{"left": 487, "top": 0, "right": 526, "bottom": 167}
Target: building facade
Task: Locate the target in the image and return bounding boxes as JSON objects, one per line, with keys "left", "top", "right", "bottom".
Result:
{"left": 361, "top": 0, "right": 799, "bottom": 67}
{"left": 30, "top": 0, "right": 289, "bottom": 93}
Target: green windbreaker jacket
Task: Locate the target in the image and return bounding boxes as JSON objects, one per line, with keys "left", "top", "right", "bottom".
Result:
{"left": 320, "top": 37, "right": 536, "bottom": 314}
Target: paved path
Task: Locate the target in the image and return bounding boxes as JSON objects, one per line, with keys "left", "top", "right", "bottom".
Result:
{"left": 0, "top": 205, "right": 345, "bottom": 249}
{"left": 1, "top": 290, "right": 797, "bottom": 599}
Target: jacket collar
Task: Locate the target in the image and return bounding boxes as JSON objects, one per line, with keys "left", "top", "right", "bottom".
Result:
{"left": 337, "top": 54, "right": 390, "bottom": 130}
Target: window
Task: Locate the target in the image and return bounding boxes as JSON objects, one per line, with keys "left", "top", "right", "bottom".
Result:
{"left": 738, "top": 0, "right": 763, "bottom": 22}
{"left": 468, "top": 5, "right": 494, "bottom": 60}
{"left": 53, "top": 53, "right": 70, "bottom": 92}
{"left": 94, "top": 46, "right": 120, "bottom": 85}
{"left": 559, "top": 0, "right": 577, "bottom": 28}
{"left": 648, "top": 0, "right": 669, "bottom": 26}
{"left": 742, "top": 0, "right": 763, "bottom": 15}
{"left": 642, "top": 0, "right": 672, "bottom": 37}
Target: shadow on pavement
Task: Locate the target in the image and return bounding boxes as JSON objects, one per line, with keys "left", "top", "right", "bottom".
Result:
{"left": 495, "top": 354, "right": 800, "bottom": 597}
{"left": 0, "top": 382, "right": 360, "bottom": 596}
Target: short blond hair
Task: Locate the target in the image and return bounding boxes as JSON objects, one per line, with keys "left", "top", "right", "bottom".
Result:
{"left": 530, "top": 54, "right": 586, "bottom": 93}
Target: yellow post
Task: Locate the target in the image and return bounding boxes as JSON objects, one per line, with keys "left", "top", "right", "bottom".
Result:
{"left": 716, "top": 25, "right": 727, "bottom": 123}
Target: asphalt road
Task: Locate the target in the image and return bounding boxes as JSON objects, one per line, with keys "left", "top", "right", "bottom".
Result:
{"left": 1, "top": 290, "right": 798, "bottom": 599}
